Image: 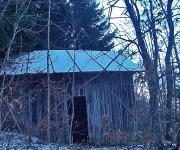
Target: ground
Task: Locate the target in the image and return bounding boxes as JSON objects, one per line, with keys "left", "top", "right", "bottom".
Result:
{"left": 0, "top": 131, "right": 146, "bottom": 150}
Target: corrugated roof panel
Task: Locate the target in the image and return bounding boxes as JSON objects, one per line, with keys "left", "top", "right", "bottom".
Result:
{"left": 2, "top": 50, "right": 142, "bottom": 75}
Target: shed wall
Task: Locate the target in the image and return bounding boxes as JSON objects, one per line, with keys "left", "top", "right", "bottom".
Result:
{"left": 0, "top": 72, "right": 135, "bottom": 145}
{"left": 74, "top": 72, "right": 135, "bottom": 144}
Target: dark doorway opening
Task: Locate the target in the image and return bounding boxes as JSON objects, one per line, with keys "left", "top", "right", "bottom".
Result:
{"left": 68, "top": 96, "right": 88, "bottom": 143}
{"left": 31, "top": 99, "right": 37, "bottom": 124}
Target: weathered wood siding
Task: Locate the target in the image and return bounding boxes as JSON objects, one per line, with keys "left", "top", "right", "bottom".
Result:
{"left": 74, "top": 72, "right": 135, "bottom": 145}
{"left": 1, "top": 72, "right": 135, "bottom": 145}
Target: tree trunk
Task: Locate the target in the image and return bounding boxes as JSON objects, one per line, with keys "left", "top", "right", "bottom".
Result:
{"left": 165, "top": 0, "right": 174, "bottom": 144}
{"left": 124, "top": 0, "right": 162, "bottom": 146}
{"left": 47, "top": 0, "right": 51, "bottom": 143}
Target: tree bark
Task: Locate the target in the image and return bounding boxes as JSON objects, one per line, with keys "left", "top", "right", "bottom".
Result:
{"left": 124, "top": 0, "right": 161, "bottom": 145}
{"left": 47, "top": 0, "right": 51, "bottom": 143}
{"left": 165, "top": 0, "right": 174, "bottom": 143}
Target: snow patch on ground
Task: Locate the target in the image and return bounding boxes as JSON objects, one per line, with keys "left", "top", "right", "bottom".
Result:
{"left": 0, "top": 131, "right": 144, "bottom": 150}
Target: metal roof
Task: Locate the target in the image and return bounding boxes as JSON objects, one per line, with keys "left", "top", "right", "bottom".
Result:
{"left": 2, "top": 50, "right": 142, "bottom": 75}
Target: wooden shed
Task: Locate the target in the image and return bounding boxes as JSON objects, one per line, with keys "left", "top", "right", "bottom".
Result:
{"left": 0, "top": 50, "right": 141, "bottom": 145}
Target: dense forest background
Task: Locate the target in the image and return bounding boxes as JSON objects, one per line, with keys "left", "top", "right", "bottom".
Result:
{"left": 0, "top": 0, "right": 116, "bottom": 58}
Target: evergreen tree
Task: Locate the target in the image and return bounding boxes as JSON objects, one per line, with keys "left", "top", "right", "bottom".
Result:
{"left": 0, "top": 0, "right": 39, "bottom": 58}
{"left": 0, "top": 0, "right": 116, "bottom": 59}
{"left": 35, "top": 0, "right": 116, "bottom": 51}
{"left": 60, "top": 0, "right": 116, "bottom": 50}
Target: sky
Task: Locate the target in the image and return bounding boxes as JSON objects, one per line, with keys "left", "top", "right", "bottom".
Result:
{"left": 100, "top": 0, "right": 142, "bottom": 63}
{"left": 100, "top": 0, "right": 180, "bottom": 65}
{"left": 101, "top": 0, "right": 136, "bottom": 49}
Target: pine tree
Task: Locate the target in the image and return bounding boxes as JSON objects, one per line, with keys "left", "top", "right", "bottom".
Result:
{"left": 0, "top": 0, "right": 116, "bottom": 59}
{"left": 60, "top": 0, "right": 116, "bottom": 50}
{"left": 35, "top": 0, "right": 116, "bottom": 51}
{"left": 0, "top": 0, "right": 39, "bottom": 58}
